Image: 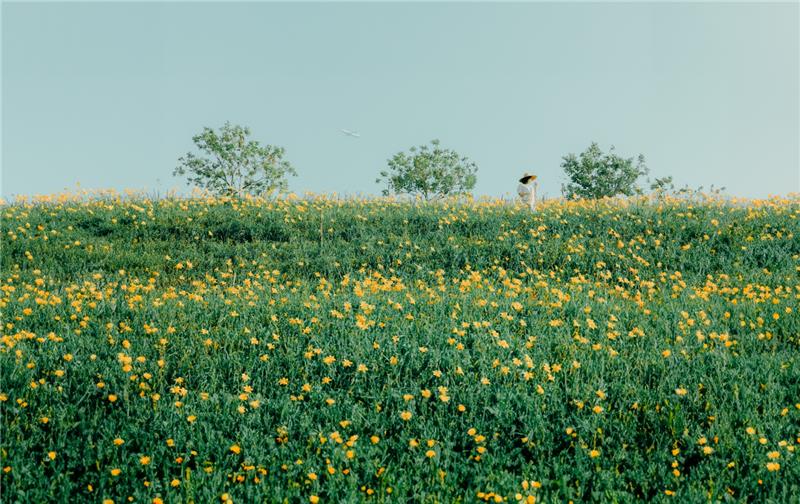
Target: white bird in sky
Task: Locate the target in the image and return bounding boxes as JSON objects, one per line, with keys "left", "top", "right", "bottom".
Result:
{"left": 340, "top": 129, "right": 361, "bottom": 138}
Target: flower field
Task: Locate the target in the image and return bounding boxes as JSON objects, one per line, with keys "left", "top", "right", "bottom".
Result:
{"left": 1, "top": 193, "right": 799, "bottom": 503}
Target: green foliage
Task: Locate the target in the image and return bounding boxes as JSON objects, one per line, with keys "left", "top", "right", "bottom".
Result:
{"left": 561, "top": 142, "right": 648, "bottom": 199}
{"left": 378, "top": 139, "right": 478, "bottom": 200}
{"left": 648, "top": 175, "right": 675, "bottom": 195}
{"left": 648, "top": 176, "right": 729, "bottom": 202}
{"left": 1, "top": 195, "right": 799, "bottom": 502}
{"left": 174, "top": 122, "right": 296, "bottom": 198}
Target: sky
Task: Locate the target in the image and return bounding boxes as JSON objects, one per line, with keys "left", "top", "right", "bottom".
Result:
{"left": 2, "top": 1, "right": 798, "bottom": 200}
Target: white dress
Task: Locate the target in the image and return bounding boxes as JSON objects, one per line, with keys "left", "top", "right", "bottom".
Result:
{"left": 517, "top": 182, "right": 536, "bottom": 210}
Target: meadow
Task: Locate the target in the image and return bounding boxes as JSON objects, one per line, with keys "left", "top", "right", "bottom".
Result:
{"left": 1, "top": 192, "right": 799, "bottom": 503}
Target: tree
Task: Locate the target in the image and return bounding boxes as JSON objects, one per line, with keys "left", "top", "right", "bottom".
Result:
{"left": 174, "top": 122, "right": 296, "bottom": 198}
{"left": 378, "top": 139, "right": 478, "bottom": 200}
{"left": 560, "top": 142, "right": 648, "bottom": 199}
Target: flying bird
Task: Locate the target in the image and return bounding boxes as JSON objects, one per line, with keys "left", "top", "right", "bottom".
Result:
{"left": 340, "top": 129, "right": 361, "bottom": 138}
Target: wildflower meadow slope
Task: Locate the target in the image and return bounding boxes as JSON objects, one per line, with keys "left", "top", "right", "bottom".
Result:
{"left": 1, "top": 193, "right": 799, "bottom": 503}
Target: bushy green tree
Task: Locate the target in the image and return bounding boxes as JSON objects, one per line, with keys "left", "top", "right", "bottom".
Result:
{"left": 174, "top": 122, "right": 296, "bottom": 198}
{"left": 378, "top": 139, "right": 478, "bottom": 200}
{"left": 561, "top": 142, "right": 648, "bottom": 199}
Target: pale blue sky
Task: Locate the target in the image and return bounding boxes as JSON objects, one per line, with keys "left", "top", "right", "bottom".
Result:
{"left": 2, "top": 2, "right": 798, "bottom": 199}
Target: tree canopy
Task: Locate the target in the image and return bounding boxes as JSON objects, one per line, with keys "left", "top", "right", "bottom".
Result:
{"left": 174, "top": 122, "right": 296, "bottom": 198}
{"left": 378, "top": 139, "right": 478, "bottom": 200}
{"left": 561, "top": 142, "right": 648, "bottom": 199}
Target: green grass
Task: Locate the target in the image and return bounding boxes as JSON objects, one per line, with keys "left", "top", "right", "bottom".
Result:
{"left": 1, "top": 194, "right": 799, "bottom": 503}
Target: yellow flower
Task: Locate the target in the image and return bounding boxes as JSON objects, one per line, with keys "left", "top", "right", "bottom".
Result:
{"left": 766, "top": 462, "right": 780, "bottom": 472}
{"left": 767, "top": 451, "right": 780, "bottom": 460}
{"left": 110, "top": 468, "right": 121, "bottom": 476}
{"left": 400, "top": 411, "right": 412, "bottom": 421}
{"left": 675, "top": 388, "right": 687, "bottom": 396}
{"left": 425, "top": 450, "right": 436, "bottom": 458}
{"left": 230, "top": 444, "right": 241, "bottom": 454}
{"left": 47, "top": 451, "right": 56, "bottom": 461}
{"left": 370, "top": 436, "right": 380, "bottom": 444}
{"left": 113, "top": 438, "right": 125, "bottom": 446}
{"left": 310, "top": 497, "right": 320, "bottom": 504}
{"left": 139, "top": 456, "right": 151, "bottom": 465}
{"left": 589, "top": 449, "right": 600, "bottom": 458}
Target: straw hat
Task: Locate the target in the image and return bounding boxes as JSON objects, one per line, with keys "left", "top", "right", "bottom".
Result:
{"left": 519, "top": 172, "right": 537, "bottom": 184}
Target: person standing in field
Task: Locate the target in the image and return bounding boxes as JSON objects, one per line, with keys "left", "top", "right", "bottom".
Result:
{"left": 517, "top": 173, "right": 538, "bottom": 210}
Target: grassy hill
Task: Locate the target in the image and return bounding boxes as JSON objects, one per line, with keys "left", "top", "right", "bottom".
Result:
{"left": 1, "top": 194, "right": 799, "bottom": 502}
